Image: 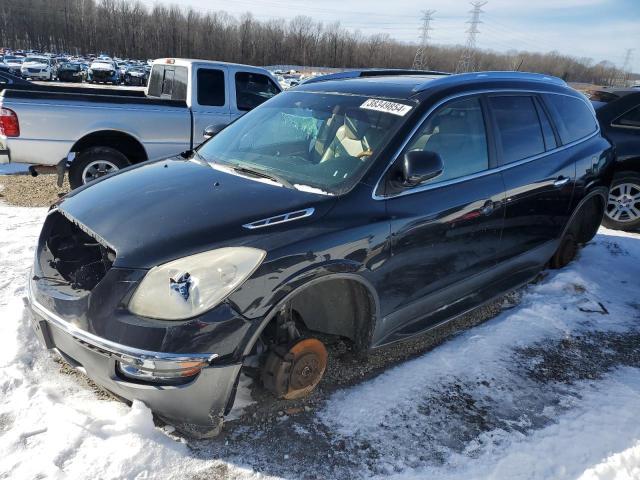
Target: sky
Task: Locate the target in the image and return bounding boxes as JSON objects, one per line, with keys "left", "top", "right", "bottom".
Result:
{"left": 145, "top": 0, "right": 639, "bottom": 72}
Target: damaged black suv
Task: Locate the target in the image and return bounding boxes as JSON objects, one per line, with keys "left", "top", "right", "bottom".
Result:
{"left": 27, "top": 70, "right": 614, "bottom": 437}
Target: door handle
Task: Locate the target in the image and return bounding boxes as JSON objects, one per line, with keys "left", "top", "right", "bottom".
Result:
{"left": 480, "top": 200, "right": 494, "bottom": 216}
{"left": 553, "top": 176, "right": 570, "bottom": 187}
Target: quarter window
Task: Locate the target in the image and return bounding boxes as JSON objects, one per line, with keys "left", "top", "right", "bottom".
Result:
{"left": 613, "top": 106, "right": 640, "bottom": 128}
{"left": 235, "top": 72, "right": 280, "bottom": 111}
{"left": 197, "top": 69, "right": 226, "bottom": 107}
{"left": 490, "top": 95, "right": 545, "bottom": 163}
{"left": 543, "top": 94, "right": 598, "bottom": 144}
{"left": 404, "top": 96, "right": 489, "bottom": 183}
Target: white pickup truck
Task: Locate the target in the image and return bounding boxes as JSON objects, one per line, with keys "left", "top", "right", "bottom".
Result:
{"left": 0, "top": 58, "right": 281, "bottom": 188}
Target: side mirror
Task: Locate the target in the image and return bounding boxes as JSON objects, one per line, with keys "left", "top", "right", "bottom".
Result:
{"left": 203, "top": 124, "right": 226, "bottom": 139}
{"left": 401, "top": 150, "right": 444, "bottom": 187}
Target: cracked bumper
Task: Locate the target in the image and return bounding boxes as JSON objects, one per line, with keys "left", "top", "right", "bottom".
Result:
{"left": 26, "top": 284, "right": 242, "bottom": 428}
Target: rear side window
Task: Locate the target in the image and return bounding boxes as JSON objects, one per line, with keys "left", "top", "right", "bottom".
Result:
{"left": 405, "top": 96, "right": 489, "bottom": 183}
{"left": 489, "top": 96, "right": 545, "bottom": 163}
{"left": 543, "top": 94, "right": 597, "bottom": 144}
{"left": 197, "top": 69, "right": 225, "bottom": 106}
{"left": 235, "top": 72, "right": 280, "bottom": 111}
{"left": 147, "top": 65, "right": 188, "bottom": 101}
{"left": 613, "top": 106, "right": 640, "bottom": 127}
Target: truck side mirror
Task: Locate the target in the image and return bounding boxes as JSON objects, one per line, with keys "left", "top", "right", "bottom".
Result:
{"left": 203, "top": 124, "right": 225, "bottom": 139}
{"left": 401, "top": 150, "right": 444, "bottom": 187}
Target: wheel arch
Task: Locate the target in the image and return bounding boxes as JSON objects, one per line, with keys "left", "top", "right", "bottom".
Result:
{"left": 70, "top": 130, "right": 148, "bottom": 165}
{"left": 562, "top": 186, "right": 608, "bottom": 243}
{"left": 240, "top": 273, "right": 381, "bottom": 357}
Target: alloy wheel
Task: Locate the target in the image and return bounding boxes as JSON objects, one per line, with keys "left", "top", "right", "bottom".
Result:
{"left": 81, "top": 160, "right": 119, "bottom": 184}
{"left": 606, "top": 182, "right": 640, "bottom": 223}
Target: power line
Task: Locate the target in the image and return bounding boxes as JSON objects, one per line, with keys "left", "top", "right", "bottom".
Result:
{"left": 412, "top": 9, "right": 435, "bottom": 70}
{"left": 456, "top": 1, "right": 487, "bottom": 73}
{"left": 616, "top": 48, "right": 634, "bottom": 86}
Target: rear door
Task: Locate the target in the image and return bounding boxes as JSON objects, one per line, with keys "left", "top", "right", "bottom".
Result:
{"left": 490, "top": 93, "right": 575, "bottom": 264}
{"left": 191, "top": 66, "right": 231, "bottom": 147}
{"left": 379, "top": 95, "right": 505, "bottom": 342}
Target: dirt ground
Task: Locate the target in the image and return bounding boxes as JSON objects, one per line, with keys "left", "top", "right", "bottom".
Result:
{"left": 0, "top": 173, "right": 69, "bottom": 207}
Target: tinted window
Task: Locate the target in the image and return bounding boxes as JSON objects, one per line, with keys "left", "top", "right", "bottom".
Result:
{"left": 614, "top": 106, "right": 640, "bottom": 127}
{"left": 535, "top": 98, "right": 557, "bottom": 150}
{"left": 490, "top": 96, "right": 545, "bottom": 163}
{"left": 235, "top": 72, "right": 280, "bottom": 111}
{"left": 147, "top": 65, "right": 188, "bottom": 101}
{"left": 197, "top": 69, "right": 225, "bottom": 106}
{"left": 405, "top": 96, "right": 488, "bottom": 183}
{"left": 543, "top": 94, "right": 597, "bottom": 144}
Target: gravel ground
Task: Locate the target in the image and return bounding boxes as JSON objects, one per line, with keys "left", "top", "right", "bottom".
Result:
{"left": 0, "top": 173, "right": 69, "bottom": 207}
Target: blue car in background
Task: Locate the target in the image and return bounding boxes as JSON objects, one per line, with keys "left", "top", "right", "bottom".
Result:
{"left": 87, "top": 58, "right": 120, "bottom": 84}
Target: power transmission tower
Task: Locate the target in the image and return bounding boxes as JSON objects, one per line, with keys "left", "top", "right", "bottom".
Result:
{"left": 616, "top": 48, "right": 634, "bottom": 86}
{"left": 456, "top": 1, "right": 487, "bottom": 73}
{"left": 412, "top": 10, "right": 436, "bottom": 70}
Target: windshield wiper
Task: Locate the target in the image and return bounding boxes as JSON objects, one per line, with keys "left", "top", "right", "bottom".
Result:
{"left": 232, "top": 166, "right": 294, "bottom": 189}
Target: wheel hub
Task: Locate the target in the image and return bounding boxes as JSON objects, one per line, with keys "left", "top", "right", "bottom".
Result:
{"left": 607, "top": 183, "right": 640, "bottom": 223}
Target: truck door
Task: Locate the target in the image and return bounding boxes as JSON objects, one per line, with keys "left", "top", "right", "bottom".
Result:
{"left": 191, "top": 67, "right": 231, "bottom": 147}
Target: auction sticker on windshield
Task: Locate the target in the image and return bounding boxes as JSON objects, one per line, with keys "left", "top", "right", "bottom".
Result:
{"left": 360, "top": 99, "right": 412, "bottom": 116}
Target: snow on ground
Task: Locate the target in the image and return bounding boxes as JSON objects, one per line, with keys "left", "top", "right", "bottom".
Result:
{"left": 1, "top": 201, "right": 639, "bottom": 480}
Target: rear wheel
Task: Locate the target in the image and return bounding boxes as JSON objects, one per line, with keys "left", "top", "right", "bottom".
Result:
{"left": 550, "top": 232, "right": 577, "bottom": 269}
{"left": 602, "top": 172, "right": 640, "bottom": 231}
{"left": 69, "top": 147, "right": 130, "bottom": 189}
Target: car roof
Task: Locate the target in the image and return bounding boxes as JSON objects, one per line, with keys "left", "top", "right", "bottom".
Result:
{"left": 294, "top": 70, "right": 571, "bottom": 101}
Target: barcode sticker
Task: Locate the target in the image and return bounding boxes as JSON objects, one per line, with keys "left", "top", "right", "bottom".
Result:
{"left": 360, "top": 99, "right": 412, "bottom": 116}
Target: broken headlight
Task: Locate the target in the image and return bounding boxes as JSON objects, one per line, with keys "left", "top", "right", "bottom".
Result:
{"left": 128, "top": 247, "right": 266, "bottom": 320}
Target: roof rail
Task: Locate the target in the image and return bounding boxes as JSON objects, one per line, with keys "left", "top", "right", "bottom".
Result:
{"left": 301, "top": 69, "right": 450, "bottom": 85}
{"left": 414, "top": 71, "right": 567, "bottom": 92}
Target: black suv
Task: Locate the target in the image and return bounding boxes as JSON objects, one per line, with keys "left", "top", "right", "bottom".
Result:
{"left": 590, "top": 88, "right": 640, "bottom": 230}
{"left": 27, "top": 71, "right": 614, "bottom": 437}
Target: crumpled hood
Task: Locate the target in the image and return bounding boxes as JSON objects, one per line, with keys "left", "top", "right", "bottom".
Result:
{"left": 57, "top": 157, "right": 336, "bottom": 269}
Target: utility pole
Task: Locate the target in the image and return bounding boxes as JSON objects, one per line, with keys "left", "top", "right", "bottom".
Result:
{"left": 412, "top": 9, "right": 436, "bottom": 70}
{"left": 456, "top": 1, "right": 487, "bottom": 73}
{"left": 616, "top": 48, "right": 634, "bottom": 87}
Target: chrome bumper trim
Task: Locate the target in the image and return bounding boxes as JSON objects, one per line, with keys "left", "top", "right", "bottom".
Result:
{"left": 27, "top": 276, "right": 218, "bottom": 368}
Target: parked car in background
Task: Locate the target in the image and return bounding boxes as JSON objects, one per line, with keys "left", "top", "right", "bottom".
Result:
{"left": 0, "top": 71, "right": 32, "bottom": 87}
{"left": 25, "top": 71, "right": 613, "bottom": 438}
{"left": 123, "top": 65, "right": 148, "bottom": 86}
{"left": 589, "top": 88, "right": 640, "bottom": 230}
{"left": 0, "top": 58, "right": 282, "bottom": 188}
{"left": 57, "top": 62, "right": 86, "bottom": 83}
{"left": 2, "top": 55, "right": 24, "bottom": 76}
{"left": 20, "top": 56, "right": 54, "bottom": 81}
{"left": 87, "top": 58, "right": 120, "bottom": 84}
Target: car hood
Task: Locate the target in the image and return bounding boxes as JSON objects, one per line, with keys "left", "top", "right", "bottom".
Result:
{"left": 23, "top": 62, "right": 48, "bottom": 69}
{"left": 57, "top": 157, "right": 337, "bottom": 269}
{"left": 90, "top": 63, "right": 114, "bottom": 71}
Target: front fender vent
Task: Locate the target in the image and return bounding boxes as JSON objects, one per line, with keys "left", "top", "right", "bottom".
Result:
{"left": 242, "top": 208, "right": 315, "bottom": 230}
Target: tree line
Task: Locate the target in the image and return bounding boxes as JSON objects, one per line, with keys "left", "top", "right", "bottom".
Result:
{"left": 0, "top": 0, "right": 631, "bottom": 85}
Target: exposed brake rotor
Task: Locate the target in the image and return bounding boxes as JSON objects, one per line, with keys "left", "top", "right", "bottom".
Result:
{"left": 261, "top": 338, "right": 328, "bottom": 400}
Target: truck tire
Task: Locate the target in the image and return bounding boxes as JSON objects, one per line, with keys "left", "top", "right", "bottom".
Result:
{"left": 602, "top": 172, "right": 640, "bottom": 231}
{"left": 69, "top": 147, "right": 130, "bottom": 189}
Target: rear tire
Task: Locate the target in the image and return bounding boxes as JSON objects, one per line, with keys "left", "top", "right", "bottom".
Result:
{"left": 69, "top": 147, "right": 130, "bottom": 189}
{"left": 602, "top": 172, "right": 640, "bottom": 231}
{"left": 550, "top": 232, "right": 577, "bottom": 269}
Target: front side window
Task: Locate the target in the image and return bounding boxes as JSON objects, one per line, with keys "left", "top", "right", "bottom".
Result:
{"left": 404, "top": 96, "right": 489, "bottom": 183}
{"left": 613, "top": 105, "right": 640, "bottom": 128}
{"left": 235, "top": 72, "right": 280, "bottom": 111}
{"left": 197, "top": 92, "right": 412, "bottom": 195}
{"left": 543, "top": 93, "right": 598, "bottom": 144}
{"left": 490, "top": 95, "right": 545, "bottom": 163}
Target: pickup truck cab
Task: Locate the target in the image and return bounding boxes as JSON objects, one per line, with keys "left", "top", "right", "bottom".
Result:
{"left": 0, "top": 58, "right": 281, "bottom": 188}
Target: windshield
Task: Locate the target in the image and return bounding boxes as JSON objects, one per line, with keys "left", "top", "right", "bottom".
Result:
{"left": 24, "top": 57, "right": 47, "bottom": 63}
{"left": 61, "top": 63, "right": 81, "bottom": 71}
{"left": 197, "top": 91, "right": 414, "bottom": 195}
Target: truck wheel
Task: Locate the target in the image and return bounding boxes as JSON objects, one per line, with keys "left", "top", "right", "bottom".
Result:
{"left": 261, "top": 338, "right": 328, "bottom": 400}
{"left": 69, "top": 147, "right": 130, "bottom": 189}
{"left": 602, "top": 172, "right": 640, "bottom": 231}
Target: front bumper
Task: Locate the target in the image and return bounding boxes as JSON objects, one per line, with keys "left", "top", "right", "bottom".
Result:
{"left": 22, "top": 70, "right": 50, "bottom": 79}
{"left": 26, "top": 280, "right": 242, "bottom": 428}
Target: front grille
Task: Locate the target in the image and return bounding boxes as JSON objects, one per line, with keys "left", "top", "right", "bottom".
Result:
{"left": 43, "top": 212, "right": 115, "bottom": 291}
